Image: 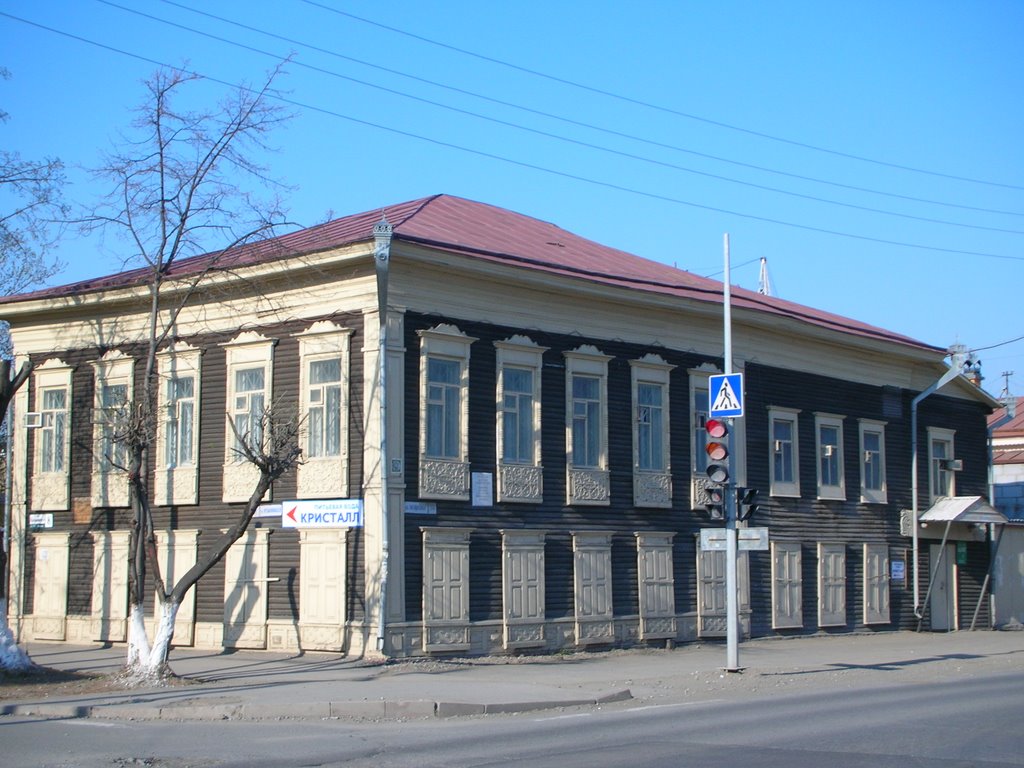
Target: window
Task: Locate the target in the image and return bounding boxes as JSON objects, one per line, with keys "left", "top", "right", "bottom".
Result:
{"left": 418, "top": 324, "right": 474, "bottom": 500}
{"left": 572, "top": 375, "right": 602, "bottom": 467}
{"left": 502, "top": 367, "right": 534, "bottom": 464}
{"left": 769, "top": 407, "right": 800, "bottom": 497}
{"left": 495, "top": 336, "right": 546, "bottom": 503}
{"left": 631, "top": 354, "right": 674, "bottom": 508}
{"left": 97, "top": 382, "right": 129, "bottom": 469}
{"left": 91, "top": 351, "right": 134, "bottom": 508}
{"left": 859, "top": 420, "right": 887, "bottom": 504}
{"left": 565, "top": 346, "right": 611, "bottom": 505}
{"left": 156, "top": 343, "right": 202, "bottom": 506}
{"left": 307, "top": 359, "right": 342, "bottom": 458}
{"left": 39, "top": 386, "right": 68, "bottom": 474}
{"left": 426, "top": 358, "right": 461, "bottom": 459}
{"left": 31, "top": 359, "right": 73, "bottom": 511}
{"left": 928, "top": 427, "right": 956, "bottom": 501}
{"left": 165, "top": 375, "right": 196, "bottom": 469}
{"left": 815, "top": 414, "right": 845, "bottom": 500}
{"left": 233, "top": 366, "right": 267, "bottom": 455}
{"left": 297, "top": 322, "right": 352, "bottom": 499}
{"left": 689, "top": 366, "right": 719, "bottom": 510}
{"left": 222, "top": 332, "right": 276, "bottom": 503}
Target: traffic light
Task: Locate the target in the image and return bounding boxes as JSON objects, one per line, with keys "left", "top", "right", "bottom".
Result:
{"left": 704, "top": 485, "right": 726, "bottom": 521}
{"left": 736, "top": 487, "right": 759, "bottom": 521}
{"left": 704, "top": 418, "right": 730, "bottom": 484}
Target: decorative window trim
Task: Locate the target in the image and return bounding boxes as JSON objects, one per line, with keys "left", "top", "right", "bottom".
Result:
{"left": 927, "top": 426, "right": 957, "bottom": 502}
{"left": 858, "top": 419, "right": 888, "bottom": 504}
{"left": 297, "top": 322, "right": 353, "bottom": 499}
{"left": 418, "top": 324, "right": 475, "bottom": 500}
{"left": 222, "top": 332, "right": 276, "bottom": 503}
{"left": 495, "top": 335, "right": 547, "bottom": 503}
{"left": 564, "top": 345, "right": 611, "bottom": 506}
{"left": 768, "top": 406, "right": 801, "bottom": 498}
{"left": 31, "top": 358, "right": 73, "bottom": 511}
{"left": 630, "top": 354, "right": 674, "bottom": 508}
{"left": 814, "top": 412, "right": 846, "bottom": 501}
{"left": 155, "top": 343, "right": 202, "bottom": 506}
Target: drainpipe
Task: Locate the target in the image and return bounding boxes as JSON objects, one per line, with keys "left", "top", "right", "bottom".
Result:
{"left": 911, "top": 348, "right": 968, "bottom": 620}
{"left": 373, "top": 215, "right": 393, "bottom": 653}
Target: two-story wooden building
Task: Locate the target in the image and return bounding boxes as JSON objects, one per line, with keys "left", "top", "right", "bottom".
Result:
{"left": 0, "top": 194, "right": 1000, "bottom": 657}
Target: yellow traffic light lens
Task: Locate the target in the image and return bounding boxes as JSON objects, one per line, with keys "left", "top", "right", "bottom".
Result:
{"left": 706, "top": 441, "right": 728, "bottom": 461}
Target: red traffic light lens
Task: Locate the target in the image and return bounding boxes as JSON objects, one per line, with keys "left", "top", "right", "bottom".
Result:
{"left": 706, "top": 418, "right": 727, "bottom": 438}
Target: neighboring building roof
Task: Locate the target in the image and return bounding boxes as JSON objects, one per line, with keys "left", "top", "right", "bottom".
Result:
{"left": 920, "top": 496, "right": 1007, "bottom": 525}
{"left": 989, "top": 396, "right": 1024, "bottom": 435}
{"left": 0, "top": 194, "right": 939, "bottom": 354}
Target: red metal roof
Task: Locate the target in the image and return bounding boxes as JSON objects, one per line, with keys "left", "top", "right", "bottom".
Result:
{"left": 0, "top": 194, "right": 937, "bottom": 352}
{"left": 989, "top": 397, "right": 1024, "bottom": 435}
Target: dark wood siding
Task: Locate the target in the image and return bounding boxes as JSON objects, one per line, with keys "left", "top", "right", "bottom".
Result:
{"left": 22, "top": 311, "right": 367, "bottom": 631}
{"left": 400, "top": 313, "right": 994, "bottom": 640}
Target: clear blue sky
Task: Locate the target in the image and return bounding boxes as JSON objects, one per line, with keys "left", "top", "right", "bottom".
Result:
{"left": 2, "top": 1, "right": 1022, "bottom": 398}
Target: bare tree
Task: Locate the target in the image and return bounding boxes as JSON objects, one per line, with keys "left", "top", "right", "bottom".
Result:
{"left": 86, "top": 64, "right": 301, "bottom": 680}
{"left": 1, "top": 68, "right": 67, "bottom": 672}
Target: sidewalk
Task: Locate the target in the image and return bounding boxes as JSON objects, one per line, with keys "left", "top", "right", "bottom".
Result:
{"left": 3, "top": 630, "right": 1022, "bottom": 722}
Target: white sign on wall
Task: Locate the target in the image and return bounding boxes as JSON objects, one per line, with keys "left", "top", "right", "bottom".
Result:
{"left": 282, "top": 499, "right": 364, "bottom": 528}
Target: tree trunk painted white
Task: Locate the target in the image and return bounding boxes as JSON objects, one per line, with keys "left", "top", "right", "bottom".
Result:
{"left": 147, "top": 599, "right": 179, "bottom": 670}
{"left": 0, "top": 599, "right": 33, "bottom": 672}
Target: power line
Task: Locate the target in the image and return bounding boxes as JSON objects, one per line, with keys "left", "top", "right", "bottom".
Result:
{"left": 2, "top": 10, "right": 1022, "bottom": 264}
{"left": 94, "top": 0, "right": 1024, "bottom": 237}
{"left": 301, "top": 0, "right": 1024, "bottom": 193}
{"left": 154, "top": 0, "right": 1024, "bottom": 221}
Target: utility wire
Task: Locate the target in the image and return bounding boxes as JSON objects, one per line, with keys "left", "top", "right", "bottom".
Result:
{"left": 156, "top": 0, "right": 1024, "bottom": 220}
{"left": 96, "top": 0, "right": 1024, "bottom": 236}
{"left": 2, "top": 10, "right": 1022, "bottom": 265}
{"left": 301, "top": 0, "right": 1024, "bottom": 193}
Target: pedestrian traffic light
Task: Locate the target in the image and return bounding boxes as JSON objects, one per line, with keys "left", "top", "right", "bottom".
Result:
{"left": 737, "top": 487, "right": 759, "bottom": 521}
{"left": 704, "top": 485, "right": 726, "bottom": 521}
{"left": 704, "top": 418, "right": 730, "bottom": 484}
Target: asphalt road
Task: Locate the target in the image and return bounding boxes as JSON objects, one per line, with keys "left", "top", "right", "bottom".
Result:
{"left": 4, "top": 668, "right": 1021, "bottom": 768}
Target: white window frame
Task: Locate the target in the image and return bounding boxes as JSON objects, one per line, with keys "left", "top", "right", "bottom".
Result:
{"left": 815, "top": 413, "right": 845, "bottom": 501}
{"left": 631, "top": 354, "right": 674, "bottom": 508}
{"left": 31, "top": 359, "right": 73, "bottom": 511}
{"left": 418, "top": 324, "right": 475, "bottom": 501}
{"left": 91, "top": 351, "right": 134, "bottom": 508}
{"left": 155, "top": 344, "right": 202, "bottom": 506}
{"left": 927, "top": 426, "right": 957, "bottom": 502}
{"left": 222, "top": 332, "right": 276, "bottom": 503}
{"left": 858, "top": 419, "right": 887, "bottom": 504}
{"left": 297, "top": 322, "right": 353, "bottom": 499}
{"left": 564, "top": 345, "right": 611, "bottom": 506}
{"left": 769, "top": 406, "right": 801, "bottom": 498}
{"left": 495, "top": 336, "right": 546, "bottom": 504}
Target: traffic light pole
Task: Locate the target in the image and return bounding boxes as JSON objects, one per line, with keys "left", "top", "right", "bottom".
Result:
{"left": 723, "top": 234, "right": 741, "bottom": 673}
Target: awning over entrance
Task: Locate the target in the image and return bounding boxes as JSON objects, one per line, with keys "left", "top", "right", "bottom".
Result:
{"left": 920, "top": 495, "right": 1007, "bottom": 525}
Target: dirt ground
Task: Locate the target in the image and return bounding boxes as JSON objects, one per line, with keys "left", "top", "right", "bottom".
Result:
{"left": 0, "top": 664, "right": 191, "bottom": 701}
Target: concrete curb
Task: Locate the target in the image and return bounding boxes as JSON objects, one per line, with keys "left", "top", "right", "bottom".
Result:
{"left": 2, "top": 689, "right": 633, "bottom": 722}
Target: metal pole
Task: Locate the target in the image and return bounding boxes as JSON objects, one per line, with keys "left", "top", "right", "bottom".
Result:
{"left": 723, "top": 234, "right": 740, "bottom": 672}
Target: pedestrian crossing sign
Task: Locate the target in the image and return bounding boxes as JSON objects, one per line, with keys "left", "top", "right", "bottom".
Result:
{"left": 709, "top": 373, "right": 743, "bottom": 418}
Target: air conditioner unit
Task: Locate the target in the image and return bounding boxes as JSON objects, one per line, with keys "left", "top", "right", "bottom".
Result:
{"left": 939, "top": 458, "right": 964, "bottom": 471}
{"left": 822, "top": 445, "right": 835, "bottom": 457}
{"left": 24, "top": 412, "right": 42, "bottom": 429}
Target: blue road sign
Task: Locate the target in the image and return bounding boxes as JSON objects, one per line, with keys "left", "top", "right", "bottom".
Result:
{"left": 709, "top": 373, "right": 743, "bottom": 418}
